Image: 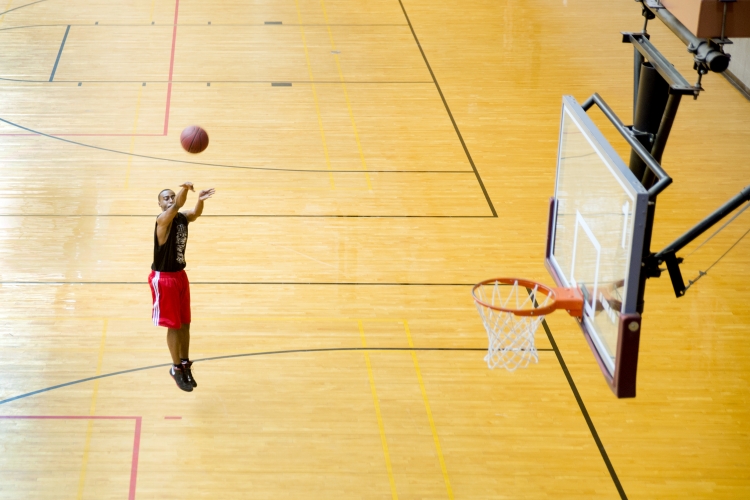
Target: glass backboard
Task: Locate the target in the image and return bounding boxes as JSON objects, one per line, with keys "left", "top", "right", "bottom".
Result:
{"left": 546, "top": 96, "right": 648, "bottom": 396}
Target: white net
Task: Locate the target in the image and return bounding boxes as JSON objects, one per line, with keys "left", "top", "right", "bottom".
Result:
{"left": 473, "top": 280, "right": 552, "bottom": 371}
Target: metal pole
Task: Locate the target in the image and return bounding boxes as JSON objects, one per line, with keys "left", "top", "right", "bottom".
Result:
{"left": 630, "top": 62, "right": 669, "bottom": 183}
{"left": 636, "top": 200, "right": 657, "bottom": 314}
{"left": 648, "top": 4, "right": 694, "bottom": 46}
{"left": 634, "top": 48, "right": 643, "bottom": 122}
{"left": 654, "top": 185, "right": 750, "bottom": 260}
{"left": 650, "top": 93, "right": 681, "bottom": 163}
{"left": 642, "top": 93, "right": 682, "bottom": 187}
{"left": 646, "top": 3, "right": 730, "bottom": 73}
{"left": 582, "top": 93, "right": 672, "bottom": 198}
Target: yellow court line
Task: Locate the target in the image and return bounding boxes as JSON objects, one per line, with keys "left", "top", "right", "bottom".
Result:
{"left": 319, "top": 0, "right": 373, "bottom": 190}
{"left": 359, "top": 320, "right": 399, "bottom": 499}
{"left": 403, "top": 320, "right": 454, "bottom": 499}
{"left": 0, "top": 0, "right": 13, "bottom": 25}
{"left": 76, "top": 319, "right": 108, "bottom": 500}
{"left": 124, "top": 85, "right": 144, "bottom": 188}
{"left": 295, "top": 0, "right": 336, "bottom": 190}
{"left": 149, "top": 0, "right": 157, "bottom": 23}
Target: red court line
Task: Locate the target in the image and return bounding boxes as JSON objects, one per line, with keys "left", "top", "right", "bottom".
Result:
{"left": 0, "top": 0, "right": 180, "bottom": 138}
{"left": 163, "top": 0, "right": 180, "bottom": 136}
{"left": 130, "top": 417, "right": 142, "bottom": 500}
{"left": 0, "top": 415, "right": 142, "bottom": 499}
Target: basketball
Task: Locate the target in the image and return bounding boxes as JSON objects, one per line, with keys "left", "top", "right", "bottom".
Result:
{"left": 180, "top": 125, "right": 209, "bottom": 154}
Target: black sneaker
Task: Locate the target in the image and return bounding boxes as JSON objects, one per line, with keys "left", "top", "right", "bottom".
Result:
{"left": 170, "top": 365, "right": 193, "bottom": 392}
{"left": 182, "top": 360, "right": 197, "bottom": 388}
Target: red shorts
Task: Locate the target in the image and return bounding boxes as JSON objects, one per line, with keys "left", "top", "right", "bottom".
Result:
{"left": 149, "top": 270, "right": 191, "bottom": 329}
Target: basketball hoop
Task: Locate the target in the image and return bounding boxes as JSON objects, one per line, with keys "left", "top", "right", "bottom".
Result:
{"left": 471, "top": 278, "right": 583, "bottom": 371}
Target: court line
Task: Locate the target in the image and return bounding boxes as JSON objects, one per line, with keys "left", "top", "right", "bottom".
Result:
{"left": 0, "top": 23, "right": 409, "bottom": 32}
{"left": 0, "top": 214, "right": 494, "bottom": 218}
{"left": 130, "top": 417, "right": 142, "bottom": 500}
{"left": 0, "top": 347, "right": 516, "bottom": 406}
{"left": 537, "top": 317, "right": 628, "bottom": 499}
{"left": 48, "top": 24, "right": 69, "bottom": 82}
{"left": 396, "top": 0, "right": 497, "bottom": 218}
{"left": 0, "top": 281, "right": 480, "bottom": 285}
{"left": 403, "top": 321, "right": 453, "bottom": 499}
{"left": 358, "top": 322, "right": 399, "bottom": 499}
{"left": 0, "top": 0, "right": 14, "bottom": 24}
{"left": 320, "top": 0, "right": 372, "bottom": 190}
{"left": 295, "top": 0, "right": 336, "bottom": 189}
{"left": 76, "top": 319, "right": 108, "bottom": 499}
{"left": 0, "top": 77, "right": 433, "bottom": 83}
{"left": 0, "top": 133, "right": 162, "bottom": 136}
{"left": 0, "top": 415, "right": 142, "bottom": 500}
{"left": 0, "top": 0, "right": 49, "bottom": 17}
{"left": 163, "top": 0, "right": 179, "bottom": 135}
{"left": 0, "top": 115, "right": 475, "bottom": 173}
{"left": 0, "top": 315, "right": 490, "bottom": 324}
{"left": 0, "top": 0, "right": 180, "bottom": 138}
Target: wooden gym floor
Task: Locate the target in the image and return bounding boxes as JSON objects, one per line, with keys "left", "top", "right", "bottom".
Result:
{"left": 0, "top": 0, "right": 748, "bottom": 498}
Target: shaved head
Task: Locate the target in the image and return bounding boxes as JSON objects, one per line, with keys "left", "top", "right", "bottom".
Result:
{"left": 158, "top": 189, "right": 174, "bottom": 200}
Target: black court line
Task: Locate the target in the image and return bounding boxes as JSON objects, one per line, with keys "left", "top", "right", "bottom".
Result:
{"left": 0, "top": 214, "right": 494, "bottom": 218}
{"left": 0, "top": 23, "right": 409, "bottom": 31}
{"left": 537, "top": 312, "right": 628, "bottom": 499}
{"left": 0, "top": 346, "right": 553, "bottom": 407}
{"left": 0, "top": 0, "right": 51, "bottom": 17}
{"left": 0, "top": 282, "right": 477, "bottom": 285}
{"left": 48, "top": 24, "right": 69, "bottom": 82}
{"left": 0, "top": 116, "right": 472, "bottom": 174}
{"left": 397, "top": 0, "right": 497, "bottom": 218}
{"left": 0, "top": 77, "right": 434, "bottom": 83}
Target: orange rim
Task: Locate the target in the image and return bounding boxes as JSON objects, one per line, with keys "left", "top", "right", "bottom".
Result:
{"left": 471, "top": 277, "right": 558, "bottom": 317}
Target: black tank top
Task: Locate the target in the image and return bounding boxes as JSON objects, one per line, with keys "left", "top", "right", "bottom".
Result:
{"left": 152, "top": 212, "right": 189, "bottom": 272}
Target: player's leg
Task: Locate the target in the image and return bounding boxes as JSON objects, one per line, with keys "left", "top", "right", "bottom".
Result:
{"left": 167, "top": 328, "right": 182, "bottom": 365}
{"left": 167, "top": 329, "right": 192, "bottom": 392}
{"left": 178, "top": 323, "right": 190, "bottom": 360}
{"left": 178, "top": 323, "right": 197, "bottom": 387}
{"left": 178, "top": 271, "right": 197, "bottom": 387}
{"left": 151, "top": 270, "right": 193, "bottom": 392}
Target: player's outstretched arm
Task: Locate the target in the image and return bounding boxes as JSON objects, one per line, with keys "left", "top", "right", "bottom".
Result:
{"left": 184, "top": 188, "right": 215, "bottom": 222}
{"left": 155, "top": 183, "right": 193, "bottom": 246}
{"left": 158, "top": 182, "right": 193, "bottom": 226}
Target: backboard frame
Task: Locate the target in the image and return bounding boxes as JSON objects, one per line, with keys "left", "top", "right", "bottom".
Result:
{"left": 545, "top": 96, "right": 650, "bottom": 398}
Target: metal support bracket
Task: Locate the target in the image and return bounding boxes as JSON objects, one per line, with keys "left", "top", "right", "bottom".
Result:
{"left": 623, "top": 32, "right": 700, "bottom": 96}
{"left": 650, "top": 186, "right": 750, "bottom": 297}
{"left": 637, "top": 0, "right": 731, "bottom": 91}
{"left": 662, "top": 251, "right": 686, "bottom": 297}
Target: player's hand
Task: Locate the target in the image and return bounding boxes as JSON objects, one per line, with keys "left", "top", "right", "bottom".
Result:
{"left": 180, "top": 182, "right": 195, "bottom": 191}
{"left": 198, "top": 188, "right": 215, "bottom": 201}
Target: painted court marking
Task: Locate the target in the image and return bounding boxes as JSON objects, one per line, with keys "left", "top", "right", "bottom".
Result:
{"left": 0, "top": 415, "right": 142, "bottom": 500}
{"left": 0, "top": 0, "right": 179, "bottom": 137}
{"left": 162, "top": 0, "right": 179, "bottom": 136}
{"left": 357, "top": 321, "right": 399, "bottom": 499}
{"left": 48, "top": 24, "right": 69, "bottom": 82}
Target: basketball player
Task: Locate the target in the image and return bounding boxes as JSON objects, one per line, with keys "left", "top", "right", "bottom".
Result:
{"left": 149, "top": 182, "right": 215, "bottom": 392}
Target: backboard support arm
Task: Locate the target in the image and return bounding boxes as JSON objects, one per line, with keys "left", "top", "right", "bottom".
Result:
{"left": 649, "top": 186, "right": 750, "bottom": 297}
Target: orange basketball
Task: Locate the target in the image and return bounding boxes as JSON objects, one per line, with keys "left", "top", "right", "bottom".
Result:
{"left": 180, "top": 125, "right": 209, "bottom": 154}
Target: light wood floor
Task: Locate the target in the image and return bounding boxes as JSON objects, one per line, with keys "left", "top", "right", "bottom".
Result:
{"left": 1, "top": 0, "right": 749, "bottom": 498}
